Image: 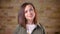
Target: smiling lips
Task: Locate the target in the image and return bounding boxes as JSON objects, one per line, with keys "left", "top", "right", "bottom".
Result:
{"left": 28, "top": 15, "right": 33, "bottom": 18}
{"left": 28, "top": 14, "right": 33, "bottom": 17}
{"left": 28, "top": 16, "right": 32, "bottom": 17}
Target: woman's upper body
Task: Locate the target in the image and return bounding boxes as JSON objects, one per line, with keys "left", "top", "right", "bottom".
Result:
{"left": 14, "top": 2, "right": 45, "bottom": 34}
{"left": 14, "top": 23, "right": 45, "bottom": 34}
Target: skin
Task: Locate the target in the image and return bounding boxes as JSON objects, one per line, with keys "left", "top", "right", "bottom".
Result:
{"left": 24, "top": 5, "right": 35, "bottom": 24}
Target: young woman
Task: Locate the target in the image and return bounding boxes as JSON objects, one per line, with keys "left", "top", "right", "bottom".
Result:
{"left": 14, "top": 2, "right": 45, "bottom": 34}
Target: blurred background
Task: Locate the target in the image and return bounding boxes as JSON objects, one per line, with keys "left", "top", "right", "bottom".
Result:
{"left": 0, "top": 0, "right": 60, "bottom": 34}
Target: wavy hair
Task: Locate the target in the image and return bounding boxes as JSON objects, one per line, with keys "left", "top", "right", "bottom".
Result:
{"left": 18, "top": 2, "right": 37, "bottom": 28}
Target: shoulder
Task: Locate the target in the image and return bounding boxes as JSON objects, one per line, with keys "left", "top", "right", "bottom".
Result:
{"left": 36, "top": 23, "right": 45, "bottom": 34}
{"left": 14, "top": 24, "right": 22, "bottom": 34}
{"left": 15, "top": 24, "right": 22, "bottom": 29}
{"left": 37, "top": 23, "right": 44, "bottom": 28}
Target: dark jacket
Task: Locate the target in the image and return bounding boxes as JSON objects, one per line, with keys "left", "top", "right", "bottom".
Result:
{"left": 14, "top": 23, "right": 45, "bottom": 34}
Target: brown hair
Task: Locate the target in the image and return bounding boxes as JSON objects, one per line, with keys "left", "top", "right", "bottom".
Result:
{"left": 18, "top": 2, "right": 37, "bottom": 28}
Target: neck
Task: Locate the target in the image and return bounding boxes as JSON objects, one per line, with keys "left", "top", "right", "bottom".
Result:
{"left": 27, "top": 20, "right": 34, "bottom": 24}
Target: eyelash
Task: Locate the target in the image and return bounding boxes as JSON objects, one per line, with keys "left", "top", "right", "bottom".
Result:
{"left": 29, "top": 8, "right": 33, "bottom": 11}
{"left": 25, "top": 8, "right": 34, "bottom": 13}
{"left": 25, "top": 11, "right": 27, "bottom": 13}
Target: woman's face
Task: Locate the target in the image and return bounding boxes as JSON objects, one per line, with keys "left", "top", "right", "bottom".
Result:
{"left": 24, "top": 5, "right": 35, "bottom": 20}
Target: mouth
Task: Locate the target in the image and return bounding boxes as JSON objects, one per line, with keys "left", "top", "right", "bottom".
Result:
{"left": 28, "top": 16, "right": 32, "bottom": 17}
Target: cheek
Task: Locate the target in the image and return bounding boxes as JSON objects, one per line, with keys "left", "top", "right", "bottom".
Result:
{"left": 25, "top": 13, "right": 27, "bottom": 17}
{"left": 25, "top": 14, "right": 26, "bottom": 17}
{"left": 32, "top": 11, "right": 35, "bottom": 16}
{"left": 33, "top": 13, "right": 35, "bottom": 17}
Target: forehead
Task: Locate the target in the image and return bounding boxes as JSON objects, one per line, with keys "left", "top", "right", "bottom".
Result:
{"left": 25, "top": 5, "right": 33, "bottom": 10}
{"left": 26, "top": 5, "right": 33, "bottom": 7}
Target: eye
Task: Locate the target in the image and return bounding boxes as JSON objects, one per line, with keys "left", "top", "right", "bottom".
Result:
{"left": 29, "top": 8, "right": 33, "bottom": 11}
{"left": 25, "top": 11, "right": 27, "bottom": 13}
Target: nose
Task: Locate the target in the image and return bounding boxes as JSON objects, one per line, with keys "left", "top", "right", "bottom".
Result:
{"left": 28, "top": 10, "right": 31, "bottom": 15}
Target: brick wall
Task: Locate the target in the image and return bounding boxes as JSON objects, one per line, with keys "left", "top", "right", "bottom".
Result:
{"left": 0, "top": 0, "right": 60, "bottom": 34}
